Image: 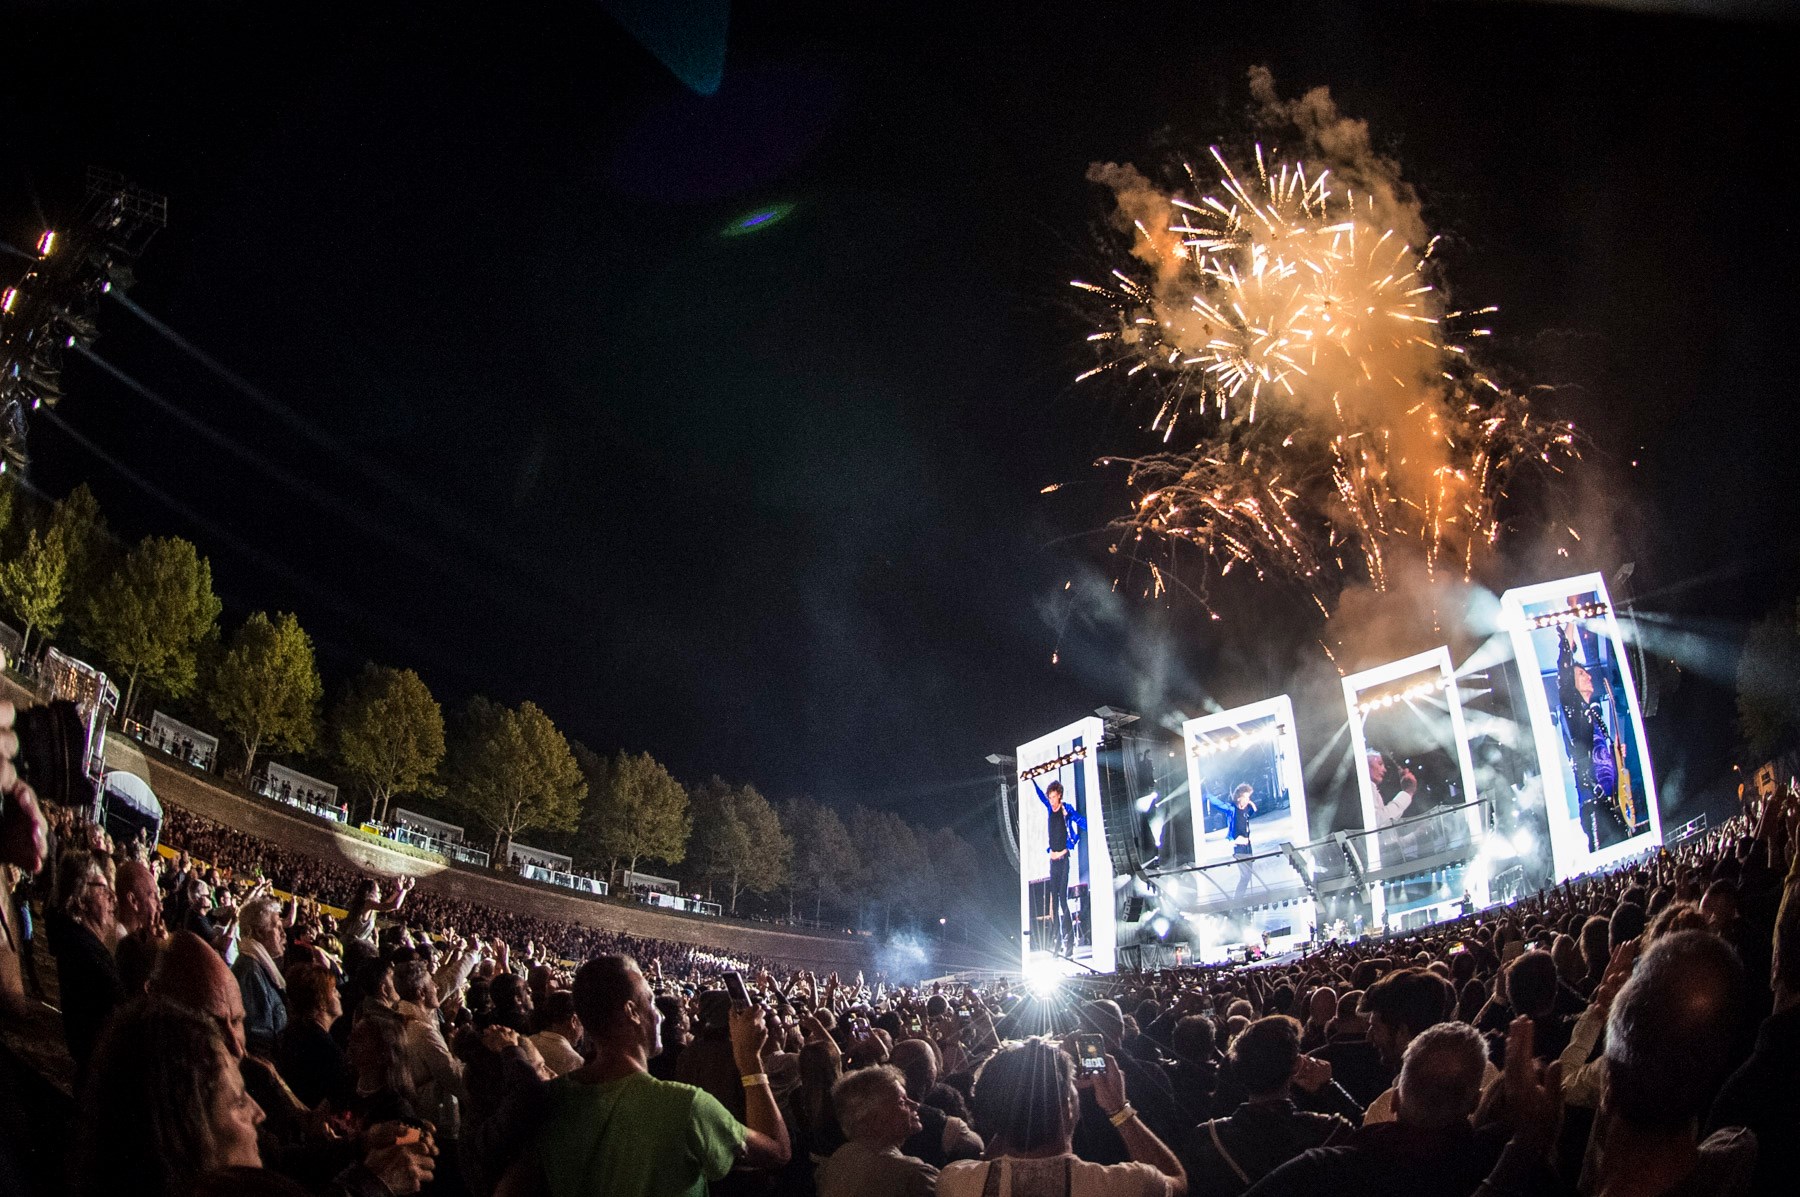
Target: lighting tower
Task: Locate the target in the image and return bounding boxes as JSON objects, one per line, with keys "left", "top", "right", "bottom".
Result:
{"left": 1, "top": 168, "right": 166, "bottom": 472}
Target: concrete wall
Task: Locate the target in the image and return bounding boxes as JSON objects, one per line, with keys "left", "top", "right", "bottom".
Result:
{"left": 82, "top": 728, "right": 877, "bottom": 972}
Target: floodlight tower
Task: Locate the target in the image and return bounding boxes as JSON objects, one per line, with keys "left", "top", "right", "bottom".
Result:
{"left": 1, "top": 168, "right": 166, "bottom": 472}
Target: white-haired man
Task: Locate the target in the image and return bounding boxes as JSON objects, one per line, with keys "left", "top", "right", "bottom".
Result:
{"left": 816, "top": 1064, "right": 938, "bottom": 1197}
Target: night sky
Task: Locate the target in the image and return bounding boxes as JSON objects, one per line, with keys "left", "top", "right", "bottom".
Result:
{"left": 4, "top": 1, "right": 1797, "bottom": 871}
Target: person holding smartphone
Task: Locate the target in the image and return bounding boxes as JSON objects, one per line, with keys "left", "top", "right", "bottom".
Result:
{"left": 501, "top": 954, "right": 790, "bottom": 1197}
{"left": 935, "top": 1038, "right": 1186, "bottom": 1197}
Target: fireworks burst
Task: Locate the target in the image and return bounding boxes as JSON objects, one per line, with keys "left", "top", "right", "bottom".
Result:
{"left": 1075, "top": 140, "right": 1575, "bottom": 610}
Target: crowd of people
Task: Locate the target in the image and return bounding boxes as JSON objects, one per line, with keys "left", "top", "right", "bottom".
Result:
{"left": 152, "top": 804, "right": 777, "bottom": 983}
{"left": 2, "top": 692, "right": 1798, "bottom": 1197}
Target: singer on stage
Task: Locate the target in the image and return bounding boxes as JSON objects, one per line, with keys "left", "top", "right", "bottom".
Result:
{"left": 1208, "top": 783, "right": 1258, "bottom": 900}
{"left": 1033, "top": 778, "right": 1085, "bottom": 954}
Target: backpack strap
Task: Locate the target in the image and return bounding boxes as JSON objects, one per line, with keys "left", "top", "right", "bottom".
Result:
{"left": 1207, "top": 1119, "right": 1254, "bottom": 1187}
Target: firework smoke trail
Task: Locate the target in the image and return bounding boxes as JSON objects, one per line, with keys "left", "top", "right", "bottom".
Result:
{"left": 1074, "top": 78, "right": 1575, "bottom": 613}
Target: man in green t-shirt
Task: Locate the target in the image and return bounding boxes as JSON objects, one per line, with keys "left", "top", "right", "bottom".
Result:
{"left": 496, "top": 955, "right": 791, "bottom": 1197}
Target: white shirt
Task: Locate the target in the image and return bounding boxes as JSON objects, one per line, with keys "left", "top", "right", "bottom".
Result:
{"left": 529, "top": 1029, "right": 585, "bottom": 1077}
{"left": 938, "top": 1156, "right": 1171, "bottom": 1197}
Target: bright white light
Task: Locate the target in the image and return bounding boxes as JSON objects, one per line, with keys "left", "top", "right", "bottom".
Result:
{"left": 37, "top": 230, "right": 56, "bottom": 256}
{"left": 1510, "top": 828, "right": 1535, "bottom": 856}
{"left": 1151, "top": 916, "right": 1171, "bottom": 936}
{"left": 1025, "top": 958, "right": 1063, "bottom": 997}
{"left": 1482, "top": 832, "right": 1516, "bottom": 861}
{"left": 1135, "top": 793, "right": 1157, "bottom": 812}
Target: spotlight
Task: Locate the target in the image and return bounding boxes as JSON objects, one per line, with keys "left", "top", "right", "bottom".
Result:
{"left": 1025, "top": 958, "right": 1063, "bottom": 997}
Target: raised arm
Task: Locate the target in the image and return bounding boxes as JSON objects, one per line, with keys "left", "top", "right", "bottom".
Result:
{"left": 1088, "top": 1054, "right": 1186, "bottom": 1194}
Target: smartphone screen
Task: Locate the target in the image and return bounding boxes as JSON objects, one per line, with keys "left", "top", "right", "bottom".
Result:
{"left": 722, "top": 971, "right": 751, "bottom": 1007}
{"left": 1073, "top": 1033, "right": 1107, "bottom": 1076}
{"left": 850, "top": 1017, "right": 871, "bottom": 1040}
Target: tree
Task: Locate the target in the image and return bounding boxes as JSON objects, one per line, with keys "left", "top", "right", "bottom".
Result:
{"left": 50, "top": 484, "right": 115, "bottom": 618}
{"left": 689, "top": 778, "right": 790, "bottom": 914}
{"left": 689, "top": 778, "right": 751, "bottom": 903}
{"left": 1738, "top": 597, "right": 1800, "bottom": 761}
{"left": 204, "top": 611, "right": 322, "bottom": 780}
{"left": 0, "top": 526, "right": 68, "bottom": 657}
{"left": 919, "top": 825, "right": 983, "bottom": 928}
{"left": 445, "top": 697, "right": 586, "bottom": 862}
{"left": 579, "top": 749, "right": 689, "bottom": 882}
{"left": 780, "top": 796, "right": 859, "bottom": 922}
{"left": 847, "top": 806, "right": 922, "bottom": 933}
{"left": 83, "top": 535, "right": 221, "bottom": 718}
{"left": 333, "top": 663, "right": 446, "bottom": 823}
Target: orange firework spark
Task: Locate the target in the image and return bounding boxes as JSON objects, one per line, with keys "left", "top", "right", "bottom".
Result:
{"left": 1076, "top": 143, "right": 1576, "bottom": 608}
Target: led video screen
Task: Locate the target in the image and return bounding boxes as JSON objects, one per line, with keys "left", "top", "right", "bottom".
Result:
{"left": 1017, "top": 717, "right": 1117, "bottom": 975}
{"left": 1343, "top": 647, "right": 1482, "bottom": 879}
{"left": 1501, "top": 574, "right": 1660, "bottom": 879}
{"left": 1179, "top": 696, "right": 1309, "bottom": 911}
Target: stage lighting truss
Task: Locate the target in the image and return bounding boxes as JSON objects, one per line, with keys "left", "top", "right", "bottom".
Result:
{"left": 1187, "top": 722, "right": 1283, "bottom": 758}
{"left": 1353, "top": 674, "right": 1454, "bottom": 716}
{"left": 1020, "top": 743, "right": 1091, "bottom": 781}
{"left": 0, "top": 167, "right": 165, "bottom": 471}
{"left": 1518, "top": 599, "right": 1611, "bottom": 631}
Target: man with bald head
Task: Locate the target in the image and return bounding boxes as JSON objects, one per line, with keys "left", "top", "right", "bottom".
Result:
{"left": 113, "top": 860, "right": 162, "bottom": 939}
{"left": 1244, "top": 1022, "right": 1510, "bottom": 1196}
{"left": 148, "top": 932, "right": 438, "bottom": 1194}
{"left": 150, "top": 930, "right": 248, "bottom": 1056}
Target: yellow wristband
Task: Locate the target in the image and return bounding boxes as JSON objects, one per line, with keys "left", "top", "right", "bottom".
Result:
{"left": 1108, "top": 1105, "right": 1137, "bottom": 1128}
{"left": 741, "top": 1073, "right": 770, "bottom": 1089}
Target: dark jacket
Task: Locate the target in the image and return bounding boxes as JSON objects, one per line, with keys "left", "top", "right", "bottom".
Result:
{"left": 234, "top": 950, "right": 289, "bottom": 1058}
{"left": 46, "top": 910, "right": 121, "bottom": 1079}
{"left": 277, "top": 1019, "right": 356, "bottom": 1111}
{"left": 1073, "top": 1050, "right": 1188, "bottom": 1161}
{"left": 1184, "top": 1099, "right": 1355, "bottom": 1196}
{"left": 1709, "top": 1001, "right": 1800, "bottom": 1197}
{"left": 1308, "top": 1033, "right": 1391, "bottom": 1109}
{"left": 1245, "top": 1120, "right": 1511, "bottom": 1197}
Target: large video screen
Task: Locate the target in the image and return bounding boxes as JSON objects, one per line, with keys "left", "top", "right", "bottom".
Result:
{"left": 1343, "top": 647, "right": 1483, "bottom": 890}
{"left": 1179, "top": 696, "right": 1309, "bottom": 911}
{"left": 1017, "top": 717, "right": 1116, "bottom": 976}
{"left": 1501, "top": 574, "right": 1660, "bottom": 879}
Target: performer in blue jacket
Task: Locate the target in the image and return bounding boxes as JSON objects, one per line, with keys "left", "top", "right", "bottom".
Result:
{"left": 1033, "top": 777, "right": 1085, "bottom": 954}
{"left": 1209, "top": 783, "right": 1258, "bottom": 900}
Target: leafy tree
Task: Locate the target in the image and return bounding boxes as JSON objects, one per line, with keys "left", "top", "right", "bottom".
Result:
{"left": 918, "top": 825, "right": 982, "bottom": 928}
{"left": 204, "top": 611, "right": 322, "bottom": 780}
{"left": 1738, "top": 597, "right": 1800, "bottom": 760}
{"left": 446, "top": 697, "right": 586, "bottom": 862}
{"left": 0, "top": 525, "right": 68, "bottom": 657}
{"left": 50, "top": 484, "right": 116, "bottom": 616}
{"left": 689, "top": 778, "right": 790, "bottom": 914}
{"left": 579, "top": 748, "right": 689, "bottom": 882}
{"left": 333, "top": 663, "right": 446, "bottom": 823}
{"left": 83, "top": 535, "right": 221, "bottom": 718}
{"left": 780, "top": 796, "right": 859, "bottom": 922}
{"left": 847, "top": 806, "right": 922, "bottom": 933}
{"left": 689, "top": 777, "right": 750, "bottom": 902}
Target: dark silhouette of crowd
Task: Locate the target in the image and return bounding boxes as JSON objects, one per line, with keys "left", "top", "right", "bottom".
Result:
{"left": 4, "top": 693, "right": 1798, "bottom": 1197}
